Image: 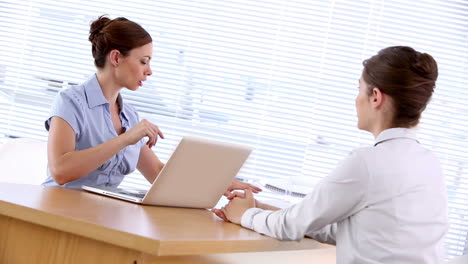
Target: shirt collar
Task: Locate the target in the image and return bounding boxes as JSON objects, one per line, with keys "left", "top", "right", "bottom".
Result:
{"left": 374, "top": 128, "right": 419, "bottom": 146}
{"left": 84, "top": 74, "right": 108, "bottom": 108}
{"left": 117, "top": 93, "right": 130, "bottom": 125}
{"left": 83, "top": 74, "right": 130, "bottom": 125}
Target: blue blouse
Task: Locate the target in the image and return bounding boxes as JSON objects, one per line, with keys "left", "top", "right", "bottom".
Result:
{"left": 43, "top": 74, "right": 144, "bottom": 188}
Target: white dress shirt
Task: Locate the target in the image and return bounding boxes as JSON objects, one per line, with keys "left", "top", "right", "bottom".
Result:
{"left": 241, "top": 128, "right": 448, "bottom": 264}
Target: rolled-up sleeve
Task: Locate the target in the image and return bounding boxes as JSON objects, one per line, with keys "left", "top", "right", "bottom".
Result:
{"left": 45, "top": 90, "right": 83, "bottom": 139}
{"left": 240, "top": 150, "right": 370, "bottom": 241}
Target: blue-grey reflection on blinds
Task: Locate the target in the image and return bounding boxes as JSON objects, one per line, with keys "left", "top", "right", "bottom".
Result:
{"left": 0, "top": 0, "right": 466, "bottom": 258}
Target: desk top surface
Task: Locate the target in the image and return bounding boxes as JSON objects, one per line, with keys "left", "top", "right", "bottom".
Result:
{"left": 0, "top": 183, "right": 330, "bottom": 256}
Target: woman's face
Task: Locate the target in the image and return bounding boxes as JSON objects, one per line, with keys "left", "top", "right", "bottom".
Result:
{"left": 355, "top": 77, "right": 372, "bottom": 131}
{"left": 117, "top": 42, "right": 153, "bottom": 91}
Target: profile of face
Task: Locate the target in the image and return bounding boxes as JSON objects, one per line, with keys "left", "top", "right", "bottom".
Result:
{"left": 115, "top": 42, "right": 153, "bottom": 91}
{"left": 355, "top": 77, "right": 373, "bottom": 132}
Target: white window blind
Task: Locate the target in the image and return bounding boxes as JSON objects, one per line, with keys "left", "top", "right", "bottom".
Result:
{"left": 0, "top": 0, "right": 466, "bottom": 258}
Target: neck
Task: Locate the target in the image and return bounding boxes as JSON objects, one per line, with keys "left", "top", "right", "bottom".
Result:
{"left": 96, "top": 69, "right": 122, "bottom": 105}
{"left": 369, "top": 117, "right": 393, "bottom": 139}
{"left": 371, "top": 127, "right": 388, "bottom": 139}
{"left": 369, "top": 98, "right": 395, "bottom": 138}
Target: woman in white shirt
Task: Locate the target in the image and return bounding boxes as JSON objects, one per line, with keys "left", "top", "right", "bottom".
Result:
{"left": 213, "top": 46, "right": 448, "bottom": 263}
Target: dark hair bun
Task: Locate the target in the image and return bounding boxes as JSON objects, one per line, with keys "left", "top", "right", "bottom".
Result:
{"left": 361, "top": 46, "right": 438, "bottom": 128}
{"left": 89, "top": 15, "right": 111, "bottom": 43}
{"left": 412, "top": 53, "right": 438, "bottom": 81}
{"left": 88, "top": 15, "right": 152, "bottom": 68}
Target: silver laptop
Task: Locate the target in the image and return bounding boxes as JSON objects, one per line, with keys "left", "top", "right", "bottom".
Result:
{"left": 82, "top": 136, "right": 252, "bottom": 208}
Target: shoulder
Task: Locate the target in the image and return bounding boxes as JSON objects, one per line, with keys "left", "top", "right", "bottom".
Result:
{"left": 328, "top": 147, "right": 378, "bottom": 183}
{"left": 350, "top": 147, "right": 374, "bottom": 161}
{"left": 413, "top": 143, "right": 443, "bottom": 171}
{"left": 330, "top": 148, "right": 371, "bottom": 180}
{"left": 344, "top": 147, "right": 372, "bottom": 164}
{"left": 55, "top": 84, "right": 86, "bottom": 106}
{"left": 49, "top": 83, "right": 89, "bottom": 124}
{"left": 345, "top": 146, "right": 393, "bottom": 175}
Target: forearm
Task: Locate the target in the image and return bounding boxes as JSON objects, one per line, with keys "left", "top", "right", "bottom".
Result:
{"left": 241, "top": 206, "right": 308, "bottom": 241}
{"left": 256, "top": 200, "right": 281, "bottom": 211}
{"left": 49, "top": 135, "right": 128, "bottom": 185}
{"left": 242, "top": 187, "right": 342, "bottom": 241}
{"left": 137, "top": 145, "right": 165, "bottom": 184}
{"left": 142, "top": 162, "right": 164, "bottom": 183}
{"left": 241, "top": 152, "right": 368, "bottom": 241}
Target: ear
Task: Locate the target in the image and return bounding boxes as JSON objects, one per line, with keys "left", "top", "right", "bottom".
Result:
{"left": 370, "top": 87, "right": 385, "bottom": 109}
{"left": 108, "top": 49, "right": 121, "bottom": 67}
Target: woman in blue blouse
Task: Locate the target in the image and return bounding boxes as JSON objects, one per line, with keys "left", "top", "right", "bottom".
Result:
{"left": 43, "top": 15, "right": 260, "bottom": 195}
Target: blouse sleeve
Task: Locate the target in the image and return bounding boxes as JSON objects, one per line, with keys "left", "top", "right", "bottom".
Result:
{"left": 241, "top": 150, "right": 370, "bottom": 241}
{"left": 44, "top": 90, "right": 83, "bottom": 139}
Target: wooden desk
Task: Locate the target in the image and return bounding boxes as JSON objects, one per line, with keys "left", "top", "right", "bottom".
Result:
{"left": 0, "top": 183, "right": 334, "bottom": 263}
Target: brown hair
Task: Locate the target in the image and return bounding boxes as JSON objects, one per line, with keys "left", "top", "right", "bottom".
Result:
{"left": 89, "top": 15, "right": 152, "bottom": 68}
{"left": 362, "top": 46, "right": 438, "bottom": 128}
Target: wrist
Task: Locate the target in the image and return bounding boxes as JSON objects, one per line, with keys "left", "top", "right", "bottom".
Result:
{"left": 255, "top": 199, "right": 263, "bottom": 209}
{"left": 116, "top": 133, "right": 131, "bottom": 147}
{"left": 254, "top": 199, "right": 280, "bottom": 211}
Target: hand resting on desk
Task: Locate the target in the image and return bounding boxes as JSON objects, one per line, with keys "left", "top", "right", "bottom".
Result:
{"left": 213, "top": 190, "right": 280, "bottom": 224}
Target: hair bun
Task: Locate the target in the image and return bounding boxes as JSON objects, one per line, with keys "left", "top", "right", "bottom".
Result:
{"left": 412, "top": 52, "right": 438, "bottom": 81}
{"left": 89, "top": 15, "right": 111, "bottom": 42}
